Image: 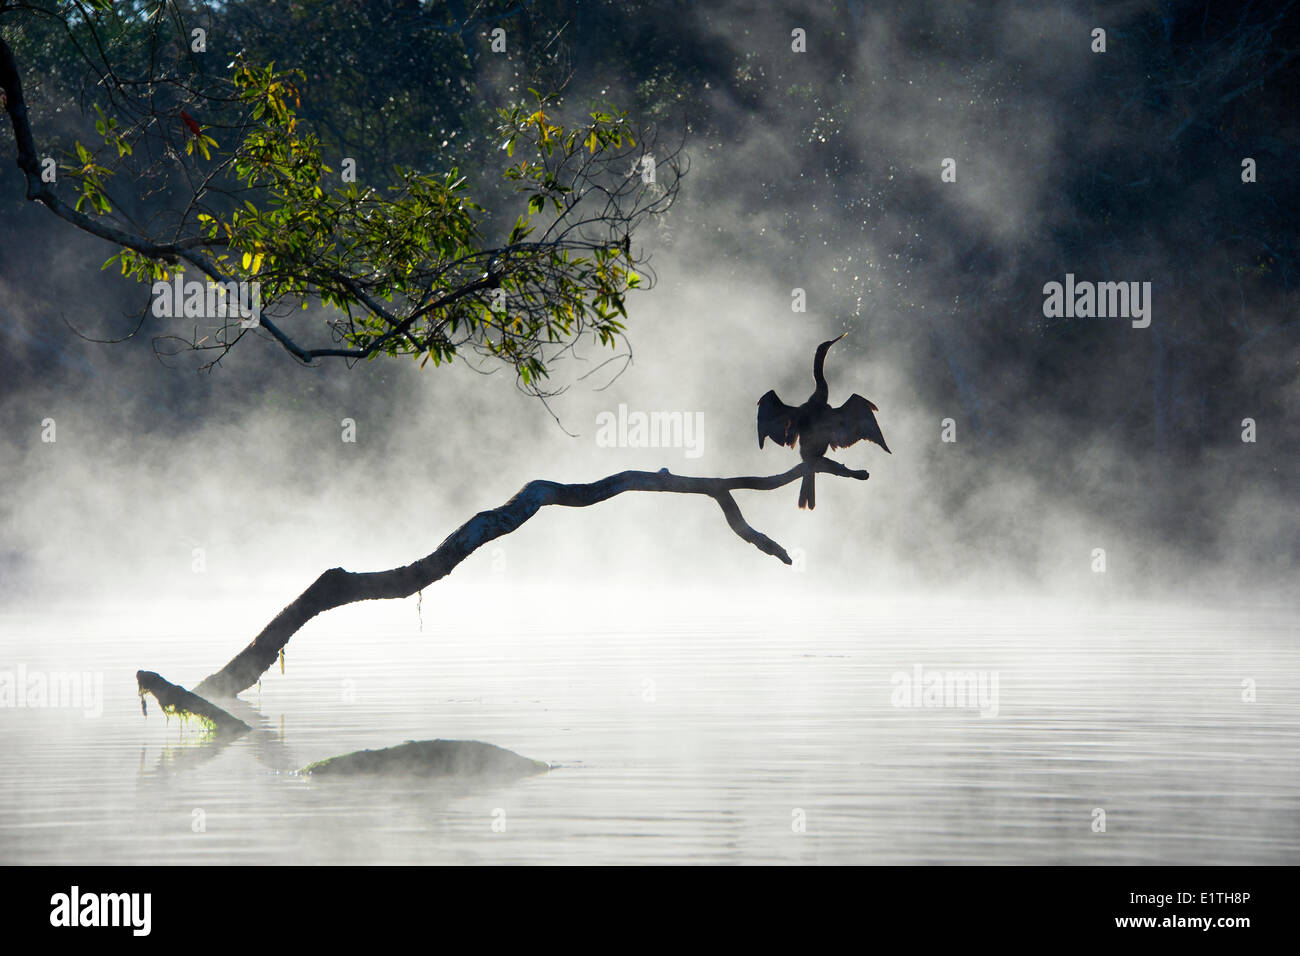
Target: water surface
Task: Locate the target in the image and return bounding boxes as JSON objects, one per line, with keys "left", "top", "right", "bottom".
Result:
{"left": 1, "top": 598, "right": 1296, "bottom": 864}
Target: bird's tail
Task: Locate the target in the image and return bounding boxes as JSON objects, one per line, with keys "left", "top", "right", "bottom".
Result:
{"left": 798, "top": 471, "right": 816, "bottom": 510}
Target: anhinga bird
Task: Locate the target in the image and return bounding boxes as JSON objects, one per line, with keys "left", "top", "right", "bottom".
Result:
{"left": 757, "top": 332, "right": 891, "bottom": 509}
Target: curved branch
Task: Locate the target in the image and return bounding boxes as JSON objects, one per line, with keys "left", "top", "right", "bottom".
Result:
{"left": 189, "top": 458, "right": 869, "bottom": 698}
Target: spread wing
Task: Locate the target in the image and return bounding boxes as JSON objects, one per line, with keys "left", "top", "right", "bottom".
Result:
{"left": 827, "top": 394, "right": 891, "bottom": 453}
{"left": 756, "top": 390, "right": 798, "bottom": 448}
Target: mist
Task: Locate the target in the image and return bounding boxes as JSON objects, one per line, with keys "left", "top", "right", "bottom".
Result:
{"left": 0, "top": 0, "right": 1296, "bottom": 871}
{"left": 5, "top": 1, "right": 1295, "bottom": 619}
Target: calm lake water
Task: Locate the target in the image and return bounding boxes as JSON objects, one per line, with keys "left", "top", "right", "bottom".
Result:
{"left": 1, "top": 597, "right": 1297, "bottom": 864}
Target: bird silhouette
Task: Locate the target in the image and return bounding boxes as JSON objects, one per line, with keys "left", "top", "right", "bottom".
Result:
{"left": 756, "top": 332, "right": 890, "bottom": 509}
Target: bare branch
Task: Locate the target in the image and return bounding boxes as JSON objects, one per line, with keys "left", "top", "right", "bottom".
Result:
{"left": 188, "top": 458, "right": 868, "bottom": 698}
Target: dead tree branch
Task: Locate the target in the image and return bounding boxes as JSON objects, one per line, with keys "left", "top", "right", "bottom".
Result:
{"left": 183, "top": 458, "right": 868, "bottom": 699}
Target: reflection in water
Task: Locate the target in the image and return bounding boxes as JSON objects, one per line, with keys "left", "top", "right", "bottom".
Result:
{"left": 1, "top": 599, "right": 1297, "bottom": 864}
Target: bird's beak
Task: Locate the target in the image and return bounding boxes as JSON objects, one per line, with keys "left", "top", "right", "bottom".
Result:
{"left": 835, "top": 331, "right": 849, "bottom": 342}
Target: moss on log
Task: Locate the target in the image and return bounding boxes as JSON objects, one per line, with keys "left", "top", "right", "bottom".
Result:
{"left": 136, "top": 670, "right": 250, "bottom": 737}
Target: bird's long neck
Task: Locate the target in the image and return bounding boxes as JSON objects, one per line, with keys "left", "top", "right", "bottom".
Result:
{"left": 811, "top": 345, "right": 831, "bottom": 402}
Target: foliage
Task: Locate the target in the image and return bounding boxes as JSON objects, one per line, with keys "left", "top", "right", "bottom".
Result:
{"left": 2, "top": 1, "right": 681, "bottom": 386}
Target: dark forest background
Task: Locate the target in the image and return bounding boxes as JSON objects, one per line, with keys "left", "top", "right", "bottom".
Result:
{"left": 2, "top": 0, "right": 1296, "bottom": 598}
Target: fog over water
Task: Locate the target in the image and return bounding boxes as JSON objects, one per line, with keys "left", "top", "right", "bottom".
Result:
{"left": 0, "top": 0, "right": 1295, "bottom": 864}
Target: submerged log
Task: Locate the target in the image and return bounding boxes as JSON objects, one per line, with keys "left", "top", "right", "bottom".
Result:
{"left": 302, "top": 739, "right": 549, "bottom": 780}
{"left": 136, "top": 670, "right": 250, "bottom": 737}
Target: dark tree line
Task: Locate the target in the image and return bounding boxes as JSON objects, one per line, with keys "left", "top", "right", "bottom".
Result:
{"left": 3, "top": 0, "right": 1296, "bottom": 570}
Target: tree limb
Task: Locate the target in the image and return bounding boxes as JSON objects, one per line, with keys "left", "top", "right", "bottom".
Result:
{"left": 2, "top": 32, "right": 681, "bottom": 379}
{"left": 188, "top": 458, "right": 868, "bottom": 698}
{"left": 136, "top": 670, "right": 251, "bottom": 736}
